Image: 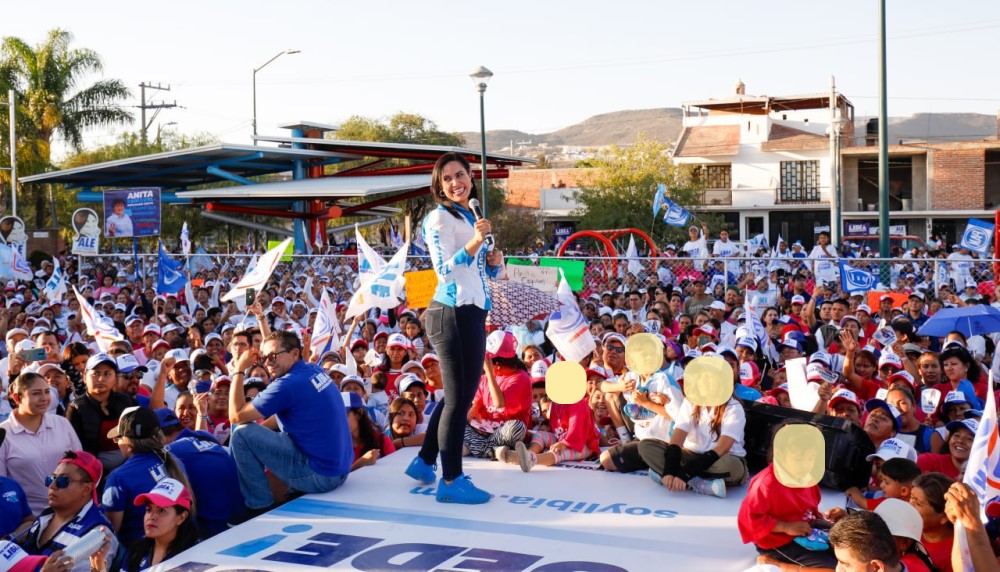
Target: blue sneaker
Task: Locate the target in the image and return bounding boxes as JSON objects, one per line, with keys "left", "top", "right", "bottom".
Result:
{"left": 405, "top": 455, "right": 437, "bottom": 485}
{"left": 688, "top": 476, "right": 726, "bottom": 498}
{"left": 436, "top": 474, "right": 492, "bottom": 504}
{"left": 793, "top": 528, "right": 830, "bottom": 551}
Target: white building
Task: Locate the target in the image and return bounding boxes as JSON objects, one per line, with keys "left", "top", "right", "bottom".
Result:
{"left": 672, "top": 81, "right": 854, "bottom": 247}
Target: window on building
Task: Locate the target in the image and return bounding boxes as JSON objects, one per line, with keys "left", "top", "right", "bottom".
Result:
{"left": 693, "top": 164, "right": 732, "bottom": 189}
{"left": 778, "top": 160, "right": 820, "bottom": 202}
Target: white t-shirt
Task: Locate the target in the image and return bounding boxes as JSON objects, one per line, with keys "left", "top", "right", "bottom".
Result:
{"left": 682, "top": 232, "right": 708, "bottom": 272}
{"left": 712, "top": 239, "right": 741, "bottom": 277}
{"left": 673, "top": 397, "right": 746, "bottom": 457}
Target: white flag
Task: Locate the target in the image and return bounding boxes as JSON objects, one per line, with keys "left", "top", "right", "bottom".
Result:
{"left": 43, "top": 258, "right": 67, "bottom": 302}
{"left": 356, "top": 225, "right": 386, "bottom": 285}
{"left": 958, "top": 375, "right": 1000, "bottom": 568}
{"left": 180, "top": 222, "right": 191, "bottom": 256}
{"left": 310, "top": 289, "right": 342, "bottom": 358}
{"left": 545, "top": 270, "right": 596, "bottom": 363}
{"left": 72, "top": 285, "right": 123, "bottom": 352}
{"left": 346, "top": 242, "right": 408, "bottom": 319}
{"left": 625, "top": 235, "right": 642, "bottom": 277}
{"left": 221, "top": 238, "right": 292, "bottom": 303}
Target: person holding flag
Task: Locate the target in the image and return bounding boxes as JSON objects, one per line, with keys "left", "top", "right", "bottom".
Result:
{"left": 682, "top": 221, "right": 710, "bottom": 273}
{"left": 404, "top": 152, "right": 503, "bottom": 505}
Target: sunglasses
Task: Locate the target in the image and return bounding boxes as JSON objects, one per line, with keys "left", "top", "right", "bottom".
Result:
{"left": 604, "top": 346, "right": 625, "bottom": 354}
{"left": 46, "top": 474, "right": 89, "bottom": 489}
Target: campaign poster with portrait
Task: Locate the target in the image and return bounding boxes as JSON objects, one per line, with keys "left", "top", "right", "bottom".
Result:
{"left": 71, "top": 208, "right": 100, "bottom": 255}
{"left": 103, "top": 187, "right": 161, "bottom": 238}
{"left": 0, "top": 216, "right": 27, "bottom": 258}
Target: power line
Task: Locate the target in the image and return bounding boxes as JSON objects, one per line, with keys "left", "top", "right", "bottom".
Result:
{"left": 138, "top": 82, "right": 178, "bottom": 144}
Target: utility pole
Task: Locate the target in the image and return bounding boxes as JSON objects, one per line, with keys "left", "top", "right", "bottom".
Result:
{"left": 138, "top": 82, "right": 178, "bottom": 146}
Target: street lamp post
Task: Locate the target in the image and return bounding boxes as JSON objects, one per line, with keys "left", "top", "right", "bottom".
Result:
{"left": 469, "top": 66, "right": 493, "bottom": 217}
{"left": 252, "top": 49, "right": 300, "bottom": 144}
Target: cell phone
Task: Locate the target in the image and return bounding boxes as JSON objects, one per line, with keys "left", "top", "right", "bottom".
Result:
{"left": 18, "top": 347, "right": 47, "bottom": 363}
{"left": 245, "top": 288, "right": 256, "bottom": 306}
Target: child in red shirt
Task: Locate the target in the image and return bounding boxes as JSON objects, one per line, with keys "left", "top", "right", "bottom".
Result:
{"left": 511, "top": 395, "right": 599, "bottom": 472}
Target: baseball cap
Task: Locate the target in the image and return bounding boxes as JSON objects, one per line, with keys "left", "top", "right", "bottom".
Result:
{"left": 878, "top": 353, "right": 903, "bottom": 370}
{"left": 116, "top": 354, "right": 148, "bottom": 374}
{"left": 709, "top": 300, "right": 726, "bottom": 311}
{"left": 420, "top": 353, "right": 439, "bottom": 366}
{"left": 86, "top": 353, "right": 119, "bottom": 373}
{"left": 855, "top": 304, "right": 872, "bottom": 315}
{"left": 874, "top": 498, "right": 924, "bottom": 543}
{"left": 387, "top": 333, "right": 410, "bottom": 349}
{"left": 736, "top": 337, "right": 758, "bottom": 351}
{"left": 887, "top": 370, "right": 916, "bottom": 389}
{"left": 602, "top": 332, "right": 627, "bottom": 347}
{"left": 791, "top": 295, "right": 806, "bottom": 305}
{"left": 342, "top": 391, "right": 365, "bottom": 409}
{"left": 142, "top": 324, "right": 161, "bottom": 337}
{"left": 36, "top": 363, "right": 63, "bottom": 377}
{"left": 400, "top": 361, "right": 425, "bottom": 374}
{"left": 828, "top": 388, "right": 861, "bottom": 411}
{"left": 107, "top": 406, "right": 160, "bottom": 440}
{"left": 945, "top": 418, "right": 979, "bottom": 436}
{"left": 204, "top": 333, "right": 223, "bottom": 345}
{"left": 0, "top": 540, "right": 48, "bottom": 572}
{"left": 164, "top": 348, "right": 190, "bottom": 363}
{"left": 943, "top": 390, "right": 969, "bottom": 406}
{"left": 694, "top": 324, "right": 717, "bottom": 338}
{"left": 397, "top": 373, "right": 426, "bottom": 395}
{"left": 56, "top": 450, "right": 103, "bottom": 506}
{"left": 4, "top": 328, "right": 27, "bottom": 342}
{"left": 153, "top": 408, "right": 181, "bottom": 430}
{"left": 739, "top": 361, "right": 759, "bottom": 386}
{"left": 908, "top": 291, "right": 925, "bottom": 300}
{"left": 350, "top": 338, "right": 369, "bottom": 351}
{"left": 134, "top": 478, "right": 192, "bottom": 510}
{"left": 768, "top": 383, "right": 789, "bottom": 397}
{"left": 125, "top": 315, "right": 144, "bottom": 326}
{"left": 328, "top": 363, "right": 349, "bottom": 377}
{"left": 865, "top": 399, "right": 903, "bottom": 432}
{"left": 530, "top": 360, "right": 549, "bottom": 382}
{"left": 585, "top": 366, "right": 609, "bottom": 380}
{"left": 865, "top": 437, "right": 917, "bottom": 462}
{"left": 485, "top": 330, "right": 517, "bottom": 360}
{"left": 339, "top": 375, "right": 365, "bottom": 391}
{"left": 902, "top": 343, "right": 923, "bottom": 356}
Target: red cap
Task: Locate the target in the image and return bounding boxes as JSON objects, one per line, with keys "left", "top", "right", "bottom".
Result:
{"left": 59, "top": 450, "right": 102, "bottom": 505}
{"left": 134, "top": 478, "right": 192, "bottom": 510}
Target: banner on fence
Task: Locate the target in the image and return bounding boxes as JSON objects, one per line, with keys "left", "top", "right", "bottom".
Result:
{"left": 507, "top": 264, "right": 559, "bottom": 295}
{"left": 507, "top": 257, "right": 586, "bottom": 291}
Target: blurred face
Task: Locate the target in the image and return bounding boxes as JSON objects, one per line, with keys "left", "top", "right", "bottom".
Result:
{"left": 423, "top": 361, "right": 441, "bottom": 384}
{"left": 402, "top": 388, "right": 427, "bottom": 414}
{"left": 37, "top": 334, "right": 60, "bottom": 362}
{"left": 391, "top": 404, "right": 417, "bottom": 437}
{"left": 71, "top": 354, "right": 89, "bottom": 374}
{"left": 206, "top": 338, "right": 224, "bottom": 357}
{"left": 174, "top": 393, "right": 197, "bottom": 430}
{"left": 387, "top": 345, "right": 407, "bottom": 366}
{"left": 211, "top": 383, "right": 230, "bottom": 412}
{"left": 16, "top": 376, "right": 51, "bottom": 415}
{"left": 910, "top": 486, "right": 946, "bottom": 530}
{"left": 918, "top": 355, "right": 942, "bottom": 385}
{"left": 47, "top": 463, "right": 92, "bottom": 512}
{"left": 86, "top": 364, "right": 117, "bottom": 397}
{"left": 143, "top": 503, "right": 187, "bottom": 541}
{"left": 262, "top": 339, "right": 298, "bottom": 380}
{"left": 603, "top": 342, "right": 625, "bottom": 371}
{"left": 45, "top": 369, "right": 71, "bottom": 399}
{"left": 589, "top": 390, "right": 608, "bottom": 418}
{"left": 374, "top": 337, "right": 387, "bottom": 354}
{"left": 948, "top": 428, "right": 974, "bottom": 462}
{"left": 941, "top": 356, "right": 967, "bottom": 382}
{"left": 831, "top": 402, "right": 861, "bottom": 425}
{"left": 342, "top": 381, "right": 365, "bottom": 401}
{"left": 117, "top": 369, "right": 142, "bottom": 397}
{"left": 522, "top": 347, "right": 543, "bottom": 369}
{"left": 864, "top": 408, "right": 895, "bottom": 442}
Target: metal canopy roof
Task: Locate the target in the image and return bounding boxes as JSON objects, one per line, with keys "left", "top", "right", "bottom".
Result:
{"left": 20, "top": 143, "right": 361, "bottom": 189}
{"left": 175, "top": 173, "right": 430, "bottom": 200}
{"left": 252, "top": 135, "right": 529, "bottom": 165}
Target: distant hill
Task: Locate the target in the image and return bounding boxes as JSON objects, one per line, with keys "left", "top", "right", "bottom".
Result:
{"left": 463, "top": 109, "right": 998, "bottom": 153}
{"left": 460, "top": 108, "right": 685, "bottom": 152}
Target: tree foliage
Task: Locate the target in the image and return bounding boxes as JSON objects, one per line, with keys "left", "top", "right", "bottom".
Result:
{"left": 572, "top": 137, "right": 710, "bottom": 246}
{"left": 332, "top": 112, "right": 468, "bottom": 238}
{"left": 0, "top": 29, "right": 133, "bottom": 226}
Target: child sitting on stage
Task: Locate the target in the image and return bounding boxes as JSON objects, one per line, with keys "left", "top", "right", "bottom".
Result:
{"left": 508, "top": 392, "right": 600, "bottom": 472}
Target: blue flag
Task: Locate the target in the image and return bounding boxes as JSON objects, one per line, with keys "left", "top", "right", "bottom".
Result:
{"left": 157, "top": 241, "right": 187, "bottom": 295}
{"left": 839, "top": 260, "right": 876, "bottom": 293}
{"left": 960, "top": 218, "right": 994, "bottom": 256}
{"left": 652, "top": 183, "right": 666, "bottom": 218}
{"left": 661, "top": 197, "right": 691, "bottom": 227}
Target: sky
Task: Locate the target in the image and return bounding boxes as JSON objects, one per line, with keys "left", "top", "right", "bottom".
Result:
{"left": 6, "top": 0, "right": 1000, "bottom": 157}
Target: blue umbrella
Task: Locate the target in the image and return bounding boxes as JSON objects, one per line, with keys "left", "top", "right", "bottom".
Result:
{"left": 917, "top": 305, "right": 1000, "bottom": 338}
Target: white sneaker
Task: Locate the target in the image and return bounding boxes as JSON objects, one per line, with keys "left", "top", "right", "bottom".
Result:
{"left": 493, "top": 445, "right": 517, "bottom": 464}
{"left": 515, "top": 441, "right": 536, "bottom": 473}
{"left": 688, "top": 476, "right": 726, "bottom": 498}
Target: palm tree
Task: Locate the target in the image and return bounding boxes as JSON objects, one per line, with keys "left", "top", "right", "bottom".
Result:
{"left": 0, "top": 28, "right": 132, "bottom": 226}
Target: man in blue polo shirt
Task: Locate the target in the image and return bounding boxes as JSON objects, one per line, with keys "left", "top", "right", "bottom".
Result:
{"left": 228, "top": 331, "right": 351, "bottom": 522}
{"left": 158, "top": 408, "right": 243, "bottom": 538}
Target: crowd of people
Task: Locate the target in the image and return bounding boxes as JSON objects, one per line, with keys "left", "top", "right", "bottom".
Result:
{"left": 0, "top": 178, "right": 999, "bottom": 570}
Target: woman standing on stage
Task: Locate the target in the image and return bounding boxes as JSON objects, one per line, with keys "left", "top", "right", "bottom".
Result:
{"left": 405, "top": 152, "right": 503, "bottom": 504}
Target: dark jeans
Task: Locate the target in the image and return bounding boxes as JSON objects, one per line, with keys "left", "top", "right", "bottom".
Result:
{"left": 418, "top": 301, "right": 488, "bottom": 481}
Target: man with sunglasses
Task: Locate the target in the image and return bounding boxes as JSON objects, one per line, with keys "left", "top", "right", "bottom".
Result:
{"left": 227, "top": 331, "right": 351, "bottom": 523}
{"left": 21, "top": 450, "right": 118, "bottom": 572}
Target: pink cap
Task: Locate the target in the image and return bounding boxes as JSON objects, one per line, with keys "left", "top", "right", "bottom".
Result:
{"left": 739, "top": 361, "right": 759, "bottom": 386}
{"left": 134, "top": 478, "right": 192, "bottom": 510}
{"left": 485, "top": 330, "right": 517, "bottom": 360}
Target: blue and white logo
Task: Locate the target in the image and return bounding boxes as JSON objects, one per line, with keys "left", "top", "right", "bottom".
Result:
{"left": 839, "top": 261, "right": 877, "bottom": 293}
{"left": 961, "top": 219, "right": 995, "bottom": 255}
{"left": 662, "top": 198, "right": 691, "bottom": 227}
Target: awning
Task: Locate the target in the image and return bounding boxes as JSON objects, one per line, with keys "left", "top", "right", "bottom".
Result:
{"left": 175, "top": 173, "right": 431, "bottom": 200}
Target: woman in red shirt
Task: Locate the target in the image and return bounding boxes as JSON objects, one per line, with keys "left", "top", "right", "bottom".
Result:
{"left": 909, "top": 472, "right": 955, "bottom": 572}
{"left": 465, "top": 331, "right": 532, "bottom": 461}
{"left": 916, "top": 419, "right": 976, "bottom": 481}
{"left": 346, "top": 392, "right": 394, "bottom": 472}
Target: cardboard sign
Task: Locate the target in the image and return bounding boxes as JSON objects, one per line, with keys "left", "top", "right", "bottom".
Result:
{"left": 507, "top": 265, "right": 559, "bottom": 295}
{"left": 508, "top": 257, "right": 587, "bottom": 291}
{"left": 71, "top": 208, "right": 100, "bottom": 255}
{"left": 872, "top": 326, "right": 897, "bottom": 347}
{"left": 867, "top": 291, "right": 909, "bottom": 312}
{"left": 920, "top": 388, "right": 942, "bottom": 415}
{"left": 403, "top": 269, "right": 438, "bottom": 309}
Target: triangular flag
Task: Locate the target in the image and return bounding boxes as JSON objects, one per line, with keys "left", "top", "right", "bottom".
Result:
{"left": 221, "top": 238, "right": 293, "bottom": 303}
{"left": 72, "top": 285, "right": 123, "bottom": 352}
{"left": 310, "top": 289, "right": 343, "bottom": 358}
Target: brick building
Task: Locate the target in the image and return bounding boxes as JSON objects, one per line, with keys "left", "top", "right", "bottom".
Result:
{"left": 504, "top": 168, "right": 595, "bottom": 245}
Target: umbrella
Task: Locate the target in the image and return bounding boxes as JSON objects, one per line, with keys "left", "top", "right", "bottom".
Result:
{"left": 916, "top": 305, "right": 1000, "bottom": 338}
{"left": 485, "top": 279, "right": 559, "bottom": 327}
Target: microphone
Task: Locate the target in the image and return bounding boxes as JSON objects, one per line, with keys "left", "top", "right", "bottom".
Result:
{"left": 468, "top": 198, "right": 495, "bottom": 251}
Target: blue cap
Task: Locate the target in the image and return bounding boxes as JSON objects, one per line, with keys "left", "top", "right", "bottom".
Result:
{"left": 342, "top": 391, "right": 364, "bottom": 409}
{"left": 154, "top": 408, "right": 180, "bottom": 429}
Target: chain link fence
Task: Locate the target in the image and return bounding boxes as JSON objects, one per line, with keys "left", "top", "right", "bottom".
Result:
{"left": 61, "top": 252, "right": 1000, "bottom": 306}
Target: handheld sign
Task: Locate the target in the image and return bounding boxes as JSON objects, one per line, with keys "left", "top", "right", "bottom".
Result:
{"left": 920, "top": 387, "right": 942, "bottom": 415}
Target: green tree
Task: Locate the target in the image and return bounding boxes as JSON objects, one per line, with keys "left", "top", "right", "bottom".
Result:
{"left": 572, "top": 137, "right": 708, "bottom": 246}
{"left": 0, "top": 29, "right": 132, "bottom": 227}
{"left": 332, "top": 112, "right": 468, "bottom": 238}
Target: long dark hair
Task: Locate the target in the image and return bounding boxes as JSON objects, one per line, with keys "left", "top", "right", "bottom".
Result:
{"left": 430, "top": 152, "right": 479, "bottom": 220}
{"left": 125, "top": 505, "right": 199, "bottom": 572}
{"left": 939, "top": 346, "right": 981, "bottom": 383}
{"left": 492, "top": 355, "right": 527, "bottom": 372}
{"left": 349, "top": 407, "right": 383, "bottom": 455}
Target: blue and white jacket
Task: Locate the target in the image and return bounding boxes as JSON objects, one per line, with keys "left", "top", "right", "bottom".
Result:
{"left": 422, "top": 204, "right": 500, "bottom": 310}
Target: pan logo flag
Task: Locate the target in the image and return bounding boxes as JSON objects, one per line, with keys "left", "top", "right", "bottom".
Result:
{"left": 960, "top": 218, "right": 994, "bottom": 255}
{"left": 839, "top": 261, "right": 876, "bottom": 292}
{"left": 661, "top": 197, "right": 691, "bottom": 227}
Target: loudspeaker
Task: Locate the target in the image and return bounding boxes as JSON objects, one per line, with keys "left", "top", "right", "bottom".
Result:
{"left": 742, "top": 401, "right": 876, "bottom": 490}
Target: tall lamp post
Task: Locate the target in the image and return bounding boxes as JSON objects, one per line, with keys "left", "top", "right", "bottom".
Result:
{"left": 469, "top": 66, "right": 493, "bottom": 217}
{"left": 252, "top": 49, "right": 300, "bottom": 144}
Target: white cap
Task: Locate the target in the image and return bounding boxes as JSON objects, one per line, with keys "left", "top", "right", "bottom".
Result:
{"left": 865, "top": 437, "right": 917, "bottom": 462}
{"left": 874, "top": 498, "right": 923, "bottom": 542}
